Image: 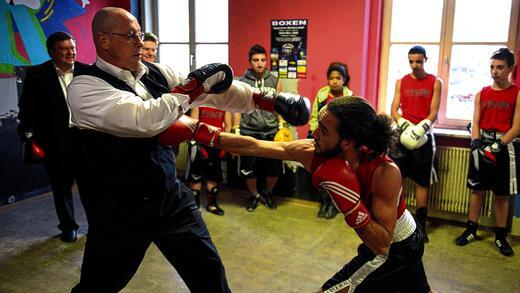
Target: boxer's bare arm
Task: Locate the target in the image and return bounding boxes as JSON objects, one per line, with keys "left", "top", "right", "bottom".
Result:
{"left": 219, "top": 133, "right": 315, "bottom": 170}
{"left": 355, "top": 162, "right": 400, "bottom": 255}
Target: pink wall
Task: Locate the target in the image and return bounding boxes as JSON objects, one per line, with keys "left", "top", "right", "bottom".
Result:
{"left": 229, "top": 0, "right": 383, "bottom": 136}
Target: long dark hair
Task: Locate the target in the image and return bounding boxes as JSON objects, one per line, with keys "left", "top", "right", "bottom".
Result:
{"left": 328, "top": 96, "right": 393, "bottom": 157}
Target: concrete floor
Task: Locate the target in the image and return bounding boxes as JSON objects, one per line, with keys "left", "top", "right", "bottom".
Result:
{"left": 0, "top": 187, "right": 519, "bottom": 293}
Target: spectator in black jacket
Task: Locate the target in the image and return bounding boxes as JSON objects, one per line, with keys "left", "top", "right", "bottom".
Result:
{"left": 17, "top": 31, "right": 89, "bottom": 242}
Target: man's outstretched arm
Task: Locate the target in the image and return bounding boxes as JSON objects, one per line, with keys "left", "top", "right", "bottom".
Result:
{"left": 158, "top": 115, "right": 315, "bottom": 168}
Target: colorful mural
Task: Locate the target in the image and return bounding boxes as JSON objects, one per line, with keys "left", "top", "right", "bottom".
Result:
{"left": 0, "top": 0, "right": 88, "bottom": 75}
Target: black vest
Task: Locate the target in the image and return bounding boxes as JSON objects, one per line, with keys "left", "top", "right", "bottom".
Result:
{"left": 74, "top": 62, "right": 176, "bottom": 198}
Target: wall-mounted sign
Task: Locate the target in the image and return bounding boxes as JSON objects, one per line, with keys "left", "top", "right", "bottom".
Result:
{"left": 270, "top": 19, "right": 307, "bottom": 79}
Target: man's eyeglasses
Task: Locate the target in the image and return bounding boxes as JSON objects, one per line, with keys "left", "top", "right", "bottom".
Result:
{"left": 104, "top": 31, "right": 145, "bottom": 42}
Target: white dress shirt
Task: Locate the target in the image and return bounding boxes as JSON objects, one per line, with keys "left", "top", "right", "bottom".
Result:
{"left": 54, "top": 63, "right": 74, "bottom": 126}
{"left": 68, "top": 57, "right": 256, "bottom": 138}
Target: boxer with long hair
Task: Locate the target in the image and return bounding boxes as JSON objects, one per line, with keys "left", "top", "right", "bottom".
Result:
{"left": 160, "top": 96, "right": 437, "bottom": 293}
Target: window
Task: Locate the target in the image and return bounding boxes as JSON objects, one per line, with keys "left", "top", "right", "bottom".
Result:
{"left": 156, "top": 0, "right": 228, "bottom": 76}
{"left": 379, "top": 0, "right": 519, "bottom": 128}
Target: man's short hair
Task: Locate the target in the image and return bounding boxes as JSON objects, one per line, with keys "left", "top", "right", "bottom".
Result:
{"left": 46, "top": 31, "right": 75, "bottom": 54}
{"left": 248, "top": 44, "right": 267, "bottom": 60}
{"left": 143, "top": 32, "right": 159, "bottom": 44}
{"left": 408, "top": 45, "right": 427, "bottom": 58}
{"left": 491, "top": 48, "right": 515, "bottom": 67}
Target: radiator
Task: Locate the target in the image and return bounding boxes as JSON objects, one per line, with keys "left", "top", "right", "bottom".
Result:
{"left": 403, "top": 146, "right": 495, "bottom": 225}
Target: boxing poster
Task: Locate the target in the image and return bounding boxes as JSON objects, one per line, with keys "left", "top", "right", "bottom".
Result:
{"left": 270, "top": 19, "right": 307, "bottom": 79}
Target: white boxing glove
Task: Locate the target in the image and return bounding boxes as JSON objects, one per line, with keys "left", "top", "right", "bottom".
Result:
{"left": 397, "top": 117, "right": 414, "bottom": 132}
{"left": 411, "top": 119, "right": 432, "bottom": 138}
{"left": 400, "top": 126, "right": 428, "bottom": 150}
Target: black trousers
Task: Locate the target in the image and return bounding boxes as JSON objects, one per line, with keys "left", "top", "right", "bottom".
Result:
{"left": 43, "top": 151, "right": 79, "bottom": 233}
{"left": 322, "top": 228, "right": 430, "bottom": 293}
{"left": 71, "top": 182, "right": 230, "bottom": 293}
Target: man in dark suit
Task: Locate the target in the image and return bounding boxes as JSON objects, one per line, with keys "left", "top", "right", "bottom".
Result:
{"left": 17, "top": 31, "right": 89, "bottom": 242}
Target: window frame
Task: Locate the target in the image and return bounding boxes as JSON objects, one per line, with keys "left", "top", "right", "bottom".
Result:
{"left": 378, "top": 0, "right": 520, "bottom": 129}
{"left": 145, "top": 0, "right": 229, "bottom": 72}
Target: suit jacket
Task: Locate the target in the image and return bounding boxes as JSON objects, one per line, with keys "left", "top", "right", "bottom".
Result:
{"left": 17, "top": 60, "right": 88, "bottom": 155}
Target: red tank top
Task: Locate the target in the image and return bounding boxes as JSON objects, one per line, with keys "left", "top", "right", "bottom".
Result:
{"left": 479, "top": 85, "right": 519, "bottom": 132}
{"left": 400, "top": 74, "right": 436, "bottom": 124}
{"left": 311, "top": 154, "right": 406, "bottom": 218}
{"left": 198, "top": 106, "right": 225, "bottom": 128}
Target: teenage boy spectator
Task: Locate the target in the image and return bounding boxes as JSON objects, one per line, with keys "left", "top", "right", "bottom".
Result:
{"left": 234, "top": 44, "right": 285, "bottom": 212}
{"left": 187, "top": 106, "right": 232, "bottom": 215}
{"left": 455, "top": 48, "right": 520, "bottom": 257}
{"left": 390, "top": 45, "right": 442, "bottom": 242}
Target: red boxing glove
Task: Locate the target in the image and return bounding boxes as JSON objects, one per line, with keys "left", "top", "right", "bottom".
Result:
{"left": 171, "top": 63, "right": 233, "bottom": 103}
{"left": 32, "top": 142, "right": 45, "bottom": 159}
{"left": 158, "top": 115, "right": 222, "bottom": 148}
{"left": 21, "top": 131, "right": 45, "bottom": 164}
{"left": 312, "top": 158, "right": 371, "bottom": 228}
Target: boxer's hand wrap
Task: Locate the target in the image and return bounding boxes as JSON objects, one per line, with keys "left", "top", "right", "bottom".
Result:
{"left": 171, "top": 63, "right": 233, "bottom": 102}
{"left": 252, "top": 88, "right": 311, "bottom": 126}
{"left": 158, "top": 115, "right": 222, "bottom": 148}
{"left": 312, "top": 158, "right": 371, "bottom": 228}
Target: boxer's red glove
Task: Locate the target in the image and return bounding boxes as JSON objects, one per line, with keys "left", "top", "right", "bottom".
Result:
{"left": 158, "top": 115, "right": 222, "bottom": 148}
{"left": 312, "top": 158, "right": 371, "bottom": 228}
{"left": 171, "top": 63, "right": 233, "bottom": 103}
{"left": 252, "top": 88, "right": 311, "bottom": 126}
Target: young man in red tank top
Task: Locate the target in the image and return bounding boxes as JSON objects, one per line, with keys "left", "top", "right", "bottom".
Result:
{"left": 390, "top": 46, "right": 443, "bottom": 242}
{"left": 455, "top": 48, "right": 520, "bottom": 256}
{"left": 187, "top": 106, "right": 232, "bottom": 215}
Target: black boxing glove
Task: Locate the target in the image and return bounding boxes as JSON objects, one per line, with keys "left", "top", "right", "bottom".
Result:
{"left": 252, "top": 88, "right": 311, "bottom": 126}
{"left": 469, "top": 138, "right": 482, "bottom": 151}
{"left": 172, "top": 63, "right": 234, "bottom": 103}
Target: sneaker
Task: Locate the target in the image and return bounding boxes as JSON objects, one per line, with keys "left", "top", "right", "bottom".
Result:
{"left": 455, "top": 229, "right": 477, "bottom": 246}
{"left": 262, "top": 192, "right": 277, "bottom": 210}
{"left": 324, "top": 203, "right": 339, "bottom": 219}
{"left": 246, "top": 195, "right": 261, "bottom": 212}
{"left": 417, "top": 220, "right": 429, "bottom": 243}
{"left": 59, "top": 229, "right": 78, "bottom": 243}
{"left": 206, "top": 204, "right": 225, "bottom": 216}
{"left": 317, "top": 202, "right": 327, "bottom": 218}
{"left": 415, "top": 207, "right": 429, "bottom": 243}
{"left": 495, "top": 238, "right": 515, "bottom": 256}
